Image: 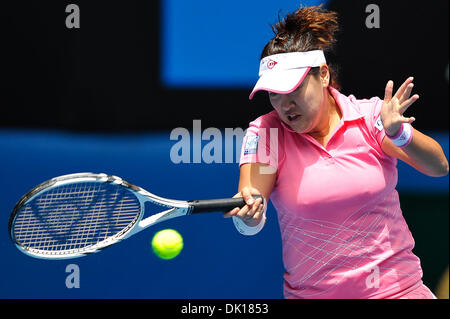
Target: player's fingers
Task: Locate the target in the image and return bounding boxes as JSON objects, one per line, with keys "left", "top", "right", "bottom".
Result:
{"left": 394, "top": 77, "right": 413, "bottom": 100}
{"left": 384, "top": 80, "right": 394, "bottom": 103}
{"left": 241, "top": 187, "right": 255, "bottom": 206}
{"left": 246, "top": 197, "right": 263, "bottom": 218}
{"left": 236, "top": 204, "right": 250, "bottom": 219}
{"left": 389, "top": 97, "right": 401, "bottom": 112}
{"left": 224, "top": 191, "right": 244, "bottom": 217}
{"left": 223, "top": 207, "right": 237, "bottom": 218}
{"left": 400, "top": 115, "right": 416, "bottom": 124}
{"left": 223, "top": 207, "right": 240, "bottom": 218}
{"left": 252, "top": 203, "right": 264, "bottom": 220}
{"left": 399, "top": 83, "right": 414, "bottom": 102}
{"left": 399, "top": 94, "right": 419, "bottom": 114}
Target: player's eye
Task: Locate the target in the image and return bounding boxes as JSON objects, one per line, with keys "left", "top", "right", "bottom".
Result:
{"left": 268, "top": 92, "right": 279, "bottom": 98}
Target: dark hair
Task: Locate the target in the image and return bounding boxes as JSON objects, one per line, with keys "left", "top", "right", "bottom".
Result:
{"left": 261, "top": 5, "right": 340, "bottom": 90}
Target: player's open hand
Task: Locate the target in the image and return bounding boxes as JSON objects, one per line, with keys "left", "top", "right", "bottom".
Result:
{"left": 223, "top": 186, "right": 265, "bottom": 226}
{"left": 381, "top": 77, "right": 419, "bottom": 136}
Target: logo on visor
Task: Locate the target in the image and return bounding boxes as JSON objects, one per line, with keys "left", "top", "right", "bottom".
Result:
{"left": 267, "top": 59, "right": 278, "bottom": 69}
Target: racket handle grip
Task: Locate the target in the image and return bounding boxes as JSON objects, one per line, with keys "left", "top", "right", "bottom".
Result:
{"left": 188, "top": 195, "right": 264, "bottom": 214}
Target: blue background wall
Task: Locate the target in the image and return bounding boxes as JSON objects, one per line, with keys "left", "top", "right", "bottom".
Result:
{"left": 162, "top": 0, "right": 329, "bottom": 88}
{"left": 0, "top": 130, "right": 284, "bottom": 298}
{"left": 0, "top": 130, "right": 447, "bottom": 298}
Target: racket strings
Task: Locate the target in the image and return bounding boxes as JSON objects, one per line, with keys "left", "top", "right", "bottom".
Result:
{"left": 12, "top": 182, "right": 141, "bottom": 254}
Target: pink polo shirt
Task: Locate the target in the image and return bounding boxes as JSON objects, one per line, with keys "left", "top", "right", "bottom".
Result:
{"left": 239, "top": 87, "right": 423, "bottom": 299}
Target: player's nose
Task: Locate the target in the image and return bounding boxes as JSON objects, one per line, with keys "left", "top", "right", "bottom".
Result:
{"left": 280, "top": 96, "right": 296, "bottom": 112}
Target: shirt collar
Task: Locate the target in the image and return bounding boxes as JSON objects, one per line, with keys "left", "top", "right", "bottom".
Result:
{"left": 328, "top": 86, "right": 364, "bottom": 122}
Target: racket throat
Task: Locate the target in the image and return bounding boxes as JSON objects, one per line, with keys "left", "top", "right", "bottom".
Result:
{"left": 137, "top": 207, "right": 190, "bottom": 229}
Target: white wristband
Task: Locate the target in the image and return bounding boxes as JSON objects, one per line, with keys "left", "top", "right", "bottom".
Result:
{"left": 232, "top": 205, "right": 267, "bottom": 236}
{"left": 386, "top": 123, "right": 413, "bottom": 148}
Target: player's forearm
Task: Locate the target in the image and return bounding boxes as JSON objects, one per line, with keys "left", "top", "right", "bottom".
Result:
{"left": 401, "top": 129, "right": 449, "bottom": 177}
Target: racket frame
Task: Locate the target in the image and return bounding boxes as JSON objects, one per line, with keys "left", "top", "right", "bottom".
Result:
{"left": 9, "top": 173, "right": 192, "bottom": 260}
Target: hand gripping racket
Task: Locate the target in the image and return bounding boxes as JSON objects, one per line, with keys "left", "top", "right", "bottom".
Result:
{"left": 8, "top": 173, "right": 263, "bottom": 260}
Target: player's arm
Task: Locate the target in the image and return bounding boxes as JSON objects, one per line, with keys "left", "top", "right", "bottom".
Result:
{"left": 223, "top": 163, "right": 277, "bottom": 227}
{"left": 380, "top": 77, "right": 449, "bottom": 177}
{"left": 382, "top": 128, "right": 448, "bottom": 177}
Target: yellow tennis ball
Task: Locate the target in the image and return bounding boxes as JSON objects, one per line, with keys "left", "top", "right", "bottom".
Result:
{"left": 151, "top": 229, "right": 183, "bottom": 260}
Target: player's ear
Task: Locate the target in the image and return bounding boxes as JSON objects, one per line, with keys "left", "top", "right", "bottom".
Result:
{"left": 319, "top": 63, "right": 330, "bottom": 87}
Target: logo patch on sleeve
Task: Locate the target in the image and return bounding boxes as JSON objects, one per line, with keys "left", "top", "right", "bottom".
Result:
{"left": 375, "top": 115, "right": 384, "bottom": 131}
{"left": 244, "top": 135, "right": 259, "bottom": 155}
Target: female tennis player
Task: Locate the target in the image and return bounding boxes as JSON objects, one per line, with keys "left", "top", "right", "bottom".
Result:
{"left": 224, "top": 5, "right": 449, "bottom": 299}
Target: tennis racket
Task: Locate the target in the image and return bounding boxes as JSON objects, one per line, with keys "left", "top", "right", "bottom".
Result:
{"left": 8, "top": 173, "right": 263, "bottom": 260}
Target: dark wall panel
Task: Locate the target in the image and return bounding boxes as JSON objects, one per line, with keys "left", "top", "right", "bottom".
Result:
{"left": 1, "top": 1, "right": 448, "bottom": 132}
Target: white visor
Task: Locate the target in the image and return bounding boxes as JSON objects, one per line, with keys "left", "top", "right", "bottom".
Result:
{"left": 249, "top": 50, "right": 326, "bottom": 100}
